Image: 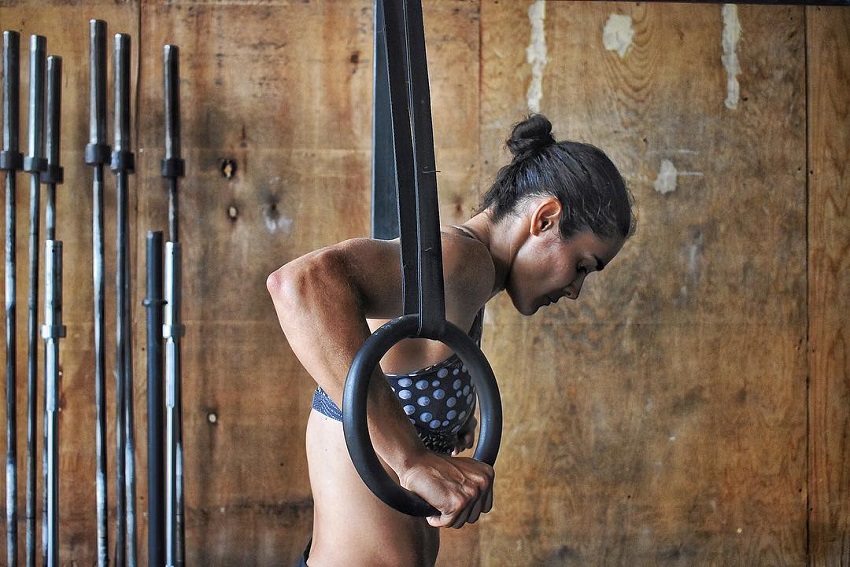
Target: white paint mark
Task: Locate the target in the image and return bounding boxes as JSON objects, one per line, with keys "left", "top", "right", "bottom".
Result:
{"left": 603, "top": 14, "right": 634, "bottom": 59}
{"left": 654, "top": 159, "right": 678, "bottom": 194}
{"left": 688, "top": 232, "right": 703, "bottom": 280}
{"left": 721, "top": 4, "right": 742, "bottom": 110}
{"left": 264, "top": 210, "right": 293, "bottom": 235}
{"left": 526, "top": 0, "right": 548, "bottom": 113}
{"left": 689, "top": 244, "right": 700, "bottom": 276}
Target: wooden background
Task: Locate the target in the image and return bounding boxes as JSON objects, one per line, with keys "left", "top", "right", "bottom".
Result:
{"left": 0, "top": 1, "right": 847, "bottom": 565}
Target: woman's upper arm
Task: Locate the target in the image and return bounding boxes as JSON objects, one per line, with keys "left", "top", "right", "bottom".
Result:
{"left": 264, "top": 238, "right": 405, "bottom": 401}
{"left": 267, "top": 238, "right": 404, "bottom": 329}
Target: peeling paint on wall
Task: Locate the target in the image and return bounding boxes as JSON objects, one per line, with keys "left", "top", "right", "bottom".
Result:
{"left": 688, "top": 231, "right": 703, "bottom": 281}
{"left": 264, "top": 211, "right": 293, "bottom": 235}
{"left": 261, "top": 180, "right": 294, "bottom": 234}
{"left": 654, "top": 159, "right": 704, "bottom": 194}
{"left": 526, "top": 0, "right": 547, "bottom": 113}
{"left": 602, "top": 14, "right": 634, "bottom": 59}
{"left": 654, "top": 159, "right": 678, "bottom": 194}
{"left": 679, "top": 230, "right": 704, "bottom": 301}
{"left": 721, "top": 4, "right": 742, "bottom": 110}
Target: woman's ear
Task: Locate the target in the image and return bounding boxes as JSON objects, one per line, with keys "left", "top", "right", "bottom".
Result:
{"left": 529, "top": 197, "right": 562, "bottom": 236}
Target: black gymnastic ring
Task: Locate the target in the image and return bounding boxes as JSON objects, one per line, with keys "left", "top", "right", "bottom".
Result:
{"left": 342, "top": 314, "right": 502, "bottom": 517}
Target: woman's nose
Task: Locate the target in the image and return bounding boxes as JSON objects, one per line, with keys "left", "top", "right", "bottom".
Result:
{"left": 565, "top": 275, "right": 586, "bottom": 300}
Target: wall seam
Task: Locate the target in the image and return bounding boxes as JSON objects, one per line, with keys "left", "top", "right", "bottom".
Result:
{"left": 803, "top": 5, "right": 812, "bottom": 567}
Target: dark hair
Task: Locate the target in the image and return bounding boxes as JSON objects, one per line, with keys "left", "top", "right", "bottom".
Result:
{"left": 481, "top": 114, "right": 636, "bottom": 241}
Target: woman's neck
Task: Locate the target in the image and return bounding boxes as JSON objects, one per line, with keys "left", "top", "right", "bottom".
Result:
{"left": 458, "top": 211, "right": 520, "bottom": 296}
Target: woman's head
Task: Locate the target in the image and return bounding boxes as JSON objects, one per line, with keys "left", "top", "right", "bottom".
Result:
{"left": 481, "top": 114, "right": 636, "bottom": 243}
{"left": 479, "top": 114, "right": 635, "bottom": 314}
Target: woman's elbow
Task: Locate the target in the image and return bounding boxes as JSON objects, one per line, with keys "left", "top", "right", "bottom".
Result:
{"left": 266, "top": 262, "right": 302, "bottom": 314}
{"left": 266, "top": 265, "right": 287, "bottom": 298}
{"left": 267, "top": 248, "right": 351, "bottom": 318}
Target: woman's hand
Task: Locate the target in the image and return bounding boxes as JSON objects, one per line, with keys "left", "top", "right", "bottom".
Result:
{"left": 452, "top": 415, "right": 477, "bottom": 456}
{"left": 398, "top": 451, "right": 494, "bottom": 529}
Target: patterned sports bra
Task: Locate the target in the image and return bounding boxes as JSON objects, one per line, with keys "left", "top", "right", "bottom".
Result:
{"left": 311, "top": 308, "right": 484, "bottom": 454}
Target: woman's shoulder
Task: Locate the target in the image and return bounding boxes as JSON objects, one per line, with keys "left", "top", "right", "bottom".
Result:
{"left": 308, "top": 232, "right": 492, "bottom": 315}
{"left": 440, "top": 227, "right": 495, "bottom": 308}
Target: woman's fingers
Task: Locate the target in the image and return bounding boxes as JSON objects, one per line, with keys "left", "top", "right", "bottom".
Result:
{"left": 452, "top": 416, "right": 478, "bottom": 455}
{"left": 455, "top": 462, "right": 493, "bottom": 527}
{"left": 405, "top": 453, "right": 494, "bottom": 529}
{"left": 443, "top": 458, "right": 493, "bottom": 529}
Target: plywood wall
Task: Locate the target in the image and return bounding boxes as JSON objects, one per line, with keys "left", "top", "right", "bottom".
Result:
{"left": 807, "top": 6, "right": 850, "bottom": 567}
{"left": 0, "top": 1, "right": 846, "bottom": 566}
{"left": 482, "top": 3, "right": 810, "bottom": 564}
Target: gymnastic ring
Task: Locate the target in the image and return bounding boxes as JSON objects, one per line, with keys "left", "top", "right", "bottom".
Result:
{"left": 342, "top": 313, "right": 502, "bottom": 517}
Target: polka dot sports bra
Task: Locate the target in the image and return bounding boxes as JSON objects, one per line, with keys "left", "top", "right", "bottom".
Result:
{"left": 311, "top": 308, "right": 485, "bottom": 454}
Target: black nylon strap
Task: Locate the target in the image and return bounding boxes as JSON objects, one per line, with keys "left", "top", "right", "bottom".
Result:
{"left": 379, "top": 0, "right": 445, "bottom": 335}
{"left": 370, "top": 0, "right": 399, "bottom": 241}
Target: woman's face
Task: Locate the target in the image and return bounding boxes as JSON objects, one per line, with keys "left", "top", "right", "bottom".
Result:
{"left": 506, "top": 228, "right": 624, "bottom": 316}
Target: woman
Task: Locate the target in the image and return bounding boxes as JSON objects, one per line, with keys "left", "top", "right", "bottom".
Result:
{"left": 267, "top": 114, "right": 636, "bottom": 567}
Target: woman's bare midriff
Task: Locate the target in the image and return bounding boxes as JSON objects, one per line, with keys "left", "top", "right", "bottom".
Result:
{"left": 305, "top": 410, "right": 440, "bottom": 567}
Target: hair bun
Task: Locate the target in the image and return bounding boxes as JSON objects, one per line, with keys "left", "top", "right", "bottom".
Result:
{"left": 506, "top": 114, "right": 555, "bottom": 157}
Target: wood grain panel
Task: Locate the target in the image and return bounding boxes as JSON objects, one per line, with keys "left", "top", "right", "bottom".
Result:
{"left": 807, "top": 6, "right": 850, "bottom": 567}
{"left": 480, "top": 3, "right": 807, "bottom": 565}
{"left": 480, "top": 0, "right": 530, "bottom": 185}
{"left": 426, "top": 0, "right": 482, "bottom": 226}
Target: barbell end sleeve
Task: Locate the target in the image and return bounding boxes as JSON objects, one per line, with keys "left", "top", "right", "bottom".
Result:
{"left": 89, "top": 20, "right": 108, "bottom": 150}
{"left": 42, "top": 55, "right": 64, "bottom": 185}
{"left": 3, "top": 31, "right": 21, "bottom": 156}
{"left": 163, "top": 45, "right": 181, "bottom": 162}
{"left": 25, "top": 35, "right": 46, "bottom": 168}
{"left": 110, "top": 34, "right": 135, "bottom": 174}
{"left": 43, "top": 56, "right": 62, "bottom": 186}
{"left": 112, "top": 33, "right": 132, "bottom": 154}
